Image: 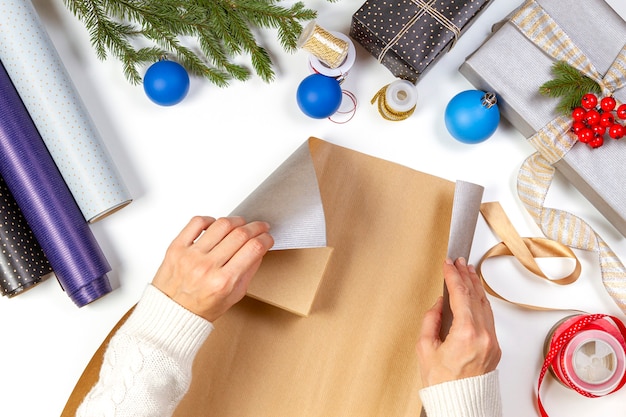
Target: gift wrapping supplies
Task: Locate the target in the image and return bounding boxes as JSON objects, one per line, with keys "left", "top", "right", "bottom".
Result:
{"left": 0, "top": 0, "right": 133, "bottom": 305}
{"left": 459, "top": 0, "right": 626, "bottom": 314}
{"left": 460, "top": 0, "right": 626, "bottom": 237}
{"left": 350, "top": 0, "right": 494, "bottom": 83}
{"left": 62, "top": 137, "right": 485, "bottom": 417}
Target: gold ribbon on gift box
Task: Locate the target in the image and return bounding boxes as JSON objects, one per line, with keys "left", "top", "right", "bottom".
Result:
{"left": 377, "top": 0, "right": 461, "bottom": 63}
{"left": 512, "top": 0, "right": 626, "bottom": 314}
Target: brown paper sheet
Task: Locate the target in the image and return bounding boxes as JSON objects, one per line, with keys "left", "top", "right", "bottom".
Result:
{"left": 230, "top": 140, "right": 333, "bottom": 317}
{"left": 62, "top": 137, "right": 482, "bottom": 417}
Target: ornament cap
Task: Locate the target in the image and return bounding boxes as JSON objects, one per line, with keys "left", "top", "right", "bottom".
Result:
{"left": 481, "top": 92, "right": 497, "bottom": 109}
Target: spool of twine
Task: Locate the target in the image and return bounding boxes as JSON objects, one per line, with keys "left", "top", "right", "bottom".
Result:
{"left": 298, "top": 21, "right": 349, "bottom": 69}
{"left": 308, "top": 31, "right": 356, "bottom": 81}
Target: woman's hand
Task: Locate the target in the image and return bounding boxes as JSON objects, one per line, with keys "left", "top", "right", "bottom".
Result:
{"left": 416, "top": 257, "right": 501, "bottom": 387}
{"left": 152, "top": 216, "right": 274, "bottom": 322}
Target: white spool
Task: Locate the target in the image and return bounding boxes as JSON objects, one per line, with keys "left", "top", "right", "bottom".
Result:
{"left": 308, "top": 31, "right": 356, "bottom": 80}
{"left": 384, "top": 79, "right": 418, "bottom": 113}
{"left": 566, "top": 329, "right": 626, "bottom": 396}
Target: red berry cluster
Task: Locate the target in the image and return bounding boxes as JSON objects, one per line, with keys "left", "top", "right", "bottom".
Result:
{"left": 571, "top": 93, "right": 626, "bottom": 148}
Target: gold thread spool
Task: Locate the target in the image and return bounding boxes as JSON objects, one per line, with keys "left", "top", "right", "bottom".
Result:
{"left": 371, "top": 80, "right": 417, "bottom": 121}
{"left": 297, "top": 21, "right": 349, "bottom": 69}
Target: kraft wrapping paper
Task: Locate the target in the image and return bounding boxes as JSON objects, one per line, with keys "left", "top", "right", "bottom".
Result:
{"left": 459, "top": 0, "right": 626, "bottom": 236}
{"left": 0, "top": 0, "right": 132, "bottom": 223}
{"left": 230, "top": 140, "right": 331, "bottom": 316}
{"left": 0, "top": 60, "right": 112, "bottom": 307}
{"left": 62, "top": 137, "right": 484, "bottom": 416}
{"left": 230, "top": 141, "right": 327, "bottom": 251}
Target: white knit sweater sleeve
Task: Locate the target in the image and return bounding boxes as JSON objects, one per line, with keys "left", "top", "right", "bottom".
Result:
{"left": 77, "top": 284, "right": 214, "bottom": 417}
{"left": 419, "top": 370, "right": 503, "bottom": 417}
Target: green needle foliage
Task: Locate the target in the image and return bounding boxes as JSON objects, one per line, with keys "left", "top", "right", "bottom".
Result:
{"left": 63, "top": 0, "right": 321, "bottom": 86}
{"left": 539, "top": 60, "right": 601, "bottom": 115}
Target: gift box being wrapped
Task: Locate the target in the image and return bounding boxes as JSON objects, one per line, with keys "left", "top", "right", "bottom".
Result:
{"left": 350, "top": 0, "right": 493, "bottom": 83}
{"left": 460, "top": 0, "right": 626, "bottom": 237}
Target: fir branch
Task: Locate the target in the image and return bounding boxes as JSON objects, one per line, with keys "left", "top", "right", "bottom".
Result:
{"left": 63, "top": 0, "right": 321, "bottom": 86}
{"left": 539, "top": 61, "right": 602, "bottom": 115}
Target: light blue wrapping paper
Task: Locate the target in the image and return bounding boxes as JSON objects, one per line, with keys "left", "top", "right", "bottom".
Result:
{"left": 0, "top": 0, "right": 132, "bottom": 223}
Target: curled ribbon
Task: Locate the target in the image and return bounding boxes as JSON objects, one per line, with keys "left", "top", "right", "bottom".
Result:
{"left": 477, "top": 201, "right": 626, "bottom": 417}
{"left": 511, "top": 0, "right": 626, "bottom": 314}
{"left": 477, "top": 201, "right": 582, "bottom": 311}
{"left": 329, "top": 90, "right": 358, "bottom": 124}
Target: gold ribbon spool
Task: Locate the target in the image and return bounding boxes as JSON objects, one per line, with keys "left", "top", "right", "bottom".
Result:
{"left": 371, "top": 80, "right": 417, "bottom": 121}
{"left": 298, "top": 21, "right": 349, "bottom": 69}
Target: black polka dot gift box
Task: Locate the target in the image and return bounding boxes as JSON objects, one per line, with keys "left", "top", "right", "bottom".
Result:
{"left": 349, "top": 0, "right": 493, "bottom": 83}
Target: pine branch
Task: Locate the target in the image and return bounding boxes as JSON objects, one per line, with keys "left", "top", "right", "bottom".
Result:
{"left": 539, "top": 61, "right": 602, "bottom": 115}
{"left": 63, "top": 0, "right": 320, "bottom": 86}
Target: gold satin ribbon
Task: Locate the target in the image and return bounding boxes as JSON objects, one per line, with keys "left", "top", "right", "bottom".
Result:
{"left": 477, "top": 202, "right": 583, "bottom": 312}
{"left": 511, "top": 0, "right": 626, "bottom": 314}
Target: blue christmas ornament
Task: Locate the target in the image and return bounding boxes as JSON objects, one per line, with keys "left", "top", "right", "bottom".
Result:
{"left": 444, "top": 90, "right": 500, "bottom": 144}
{"left": 296, "top": 73, "right": 342, "bottom": 119}
{"left": 143, "top": 59, "right": 190, "bottom": 106}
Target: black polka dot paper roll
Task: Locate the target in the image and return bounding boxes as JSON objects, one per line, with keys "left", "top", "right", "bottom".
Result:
{"left": 350, "top": 0, "right": 494, "bottom": 83}
{"left": 0, "top": 175, "right": 53, "bottom": 297}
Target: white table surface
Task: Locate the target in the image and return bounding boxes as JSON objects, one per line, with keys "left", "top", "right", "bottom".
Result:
{"left": 3, "top": 1, "right": 626, "bottom": 416}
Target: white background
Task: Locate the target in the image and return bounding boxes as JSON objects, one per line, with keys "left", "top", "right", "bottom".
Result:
{"left": 3, "top": 0, "right": 626, "bottom": 416}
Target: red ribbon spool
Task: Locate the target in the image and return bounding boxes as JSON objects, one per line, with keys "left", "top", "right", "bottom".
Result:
{"left": 539, "top": 314, "right": 626, "bottom": 417}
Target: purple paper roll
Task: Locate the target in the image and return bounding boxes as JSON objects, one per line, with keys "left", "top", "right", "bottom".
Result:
{"left": 0, "top": 175, "right": 53, "bottom": 297}
{"left": 0, "top": 60, "right": 112, "bottom": 307}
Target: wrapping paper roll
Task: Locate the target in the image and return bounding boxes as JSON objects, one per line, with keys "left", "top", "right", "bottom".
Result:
{"left": 0, "top": 175, "right": 53, "bottom": 297}
{"left": 0, "top": 0, "right": 132, "bottom": 223}
{"left": 0, "top": 60, "right": 112, "bottom": 307}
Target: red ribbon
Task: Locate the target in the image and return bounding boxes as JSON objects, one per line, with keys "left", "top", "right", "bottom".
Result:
{"left": 538, "top": 314, "right": 626, "bottom": 417}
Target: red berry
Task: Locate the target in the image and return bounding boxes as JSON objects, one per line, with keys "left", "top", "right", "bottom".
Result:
{"left": 592, "top": 124, "right": 606, "bottom": 136}
{"left": 584, "top": 109, "right": 601, "bottom": 126}
{"left": 588, "top": 134, "right": 604, "bottom": 148}
{"left": 581, "top": 93, "right": 598, "bottom": 109}
{"left": 617, "top": 104, "right": 626, "bottom": 120}
{"left": 577, "top": 128, "right": 594, "bottom": 143}
{"left": 600, "top": 112, "right": 615, "bottom": 127}
{"left": 571, "top": 120, "right": 586, "bottom": 134}
{"left": 609, "top": 123, "right": 625, "bottom": 139}
{"left": 600, "top": 96, "right": 617, "bottom": 112}
{"left": 571, "top": 107, "right": 586, "bottom": 122}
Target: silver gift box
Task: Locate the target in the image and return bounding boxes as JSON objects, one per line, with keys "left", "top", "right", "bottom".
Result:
{"left": 460, "top": 0, "right": 626, "bottom": 237}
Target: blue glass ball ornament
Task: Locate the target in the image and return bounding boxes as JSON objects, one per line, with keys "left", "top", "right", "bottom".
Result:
{"left": 444, "top": 90, "right": 500, "bottom": 144}
{"left": 296, "top": 73, "right": 343, "bottom": 119}
{"left": 143, "top": 59, "right": 190, "bottom": 106}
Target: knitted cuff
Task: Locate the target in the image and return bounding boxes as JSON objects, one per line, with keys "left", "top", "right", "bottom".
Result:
{"left": 419, "top": 370, "right": 503, "bottom": 417}
{"left": 118, "top": 284, "right": 214, "bottom": 371}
